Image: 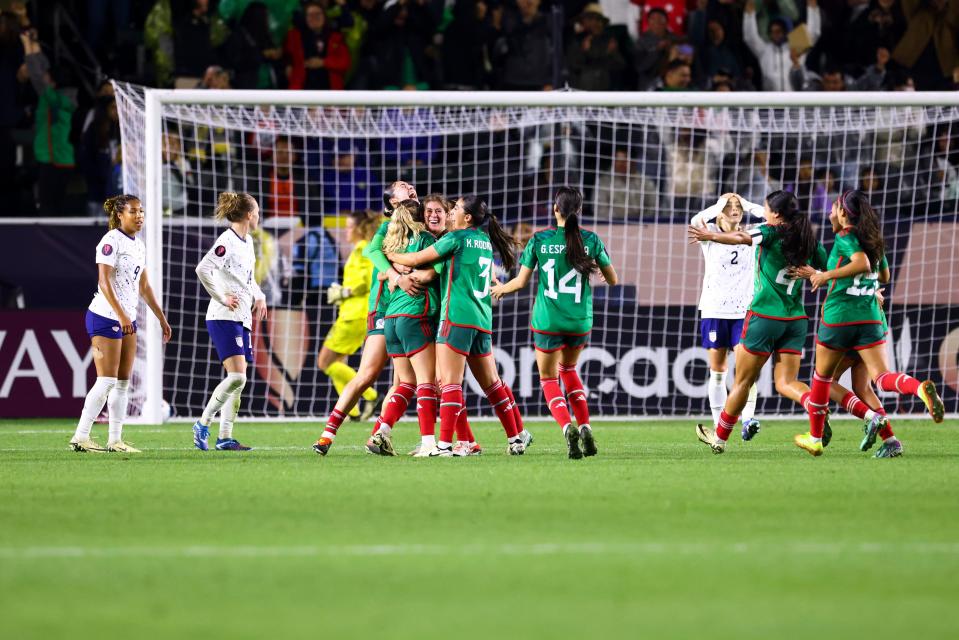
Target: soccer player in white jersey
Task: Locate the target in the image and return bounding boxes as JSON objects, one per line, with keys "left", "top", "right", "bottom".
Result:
{"left": 69, "top": 195, "right": 172, "bottom": 453}
{"left": 193, "top": 192, "right": 268, "bottom": 451}
{"left": 690, "top": 193, "right": 764, "bottom": 441}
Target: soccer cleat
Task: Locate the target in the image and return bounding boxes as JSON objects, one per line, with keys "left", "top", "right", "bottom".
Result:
{"left": 107, "top": 440, "right": 141, "bottom": 453}
{"left": 517, "top": 429, "right": 534, "bottom": 449}
{"left": 508, "top": 441, "right": 526, "bottom": 456}
{"left": 427, "top": 445, "right": 453, "bottom": 458}
{"left": 794, "top": 432, "right": 824, "bottom": 457}
{"left": 822, "top": 414, "right": 833, "bottom": 448}
{"left": 370, "top": 432, "right": 396, "bottom": 457}
{"left": 859, "top": 414, "right": 887, "bottom": 452}
{"left": 413, "top": 444, "right": 439, "bottom": 457}
{"left": 565, "top": 426, "right": 583, "bottom": 460}
{"left": 192, "top": 421, "right": 210, "bottom": 451}
{"left": 875, "top": 438, "right": 904, "bottom": 458}
{"left": 918, "top": 380, "right": 944, "bottom": 423}
{"left": 467, "top": 442, "right": 482, "bottom": 456}
{"left": 312, "top": 437, "right": 333, "bottom": 456}
{"left": 365, "top": 437, "right": 381, "bottom": 455}
{"left": 358, "top": 398, "right": 377, "bottom": 422}
{"left": 407, "top": 443, "right": 423, "bottom": 456}
{"left": 69, "top": 438, "right": 107, "bottom": 453}
{"left": 580, "top": 425, "right": 598, "bottom": 457}
{"left": 215, "top": 438, "right": 252, "bottom": 451}
{"left": 741, "top": 418, "right": 761, "bottom": 442}
{"left": 695, "top": 424, "right": 725, "bottom": 454}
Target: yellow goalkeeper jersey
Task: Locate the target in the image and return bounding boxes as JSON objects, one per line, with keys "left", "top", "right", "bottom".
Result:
{"left": 339, "top": 240, "right": 373, "bottom": 321}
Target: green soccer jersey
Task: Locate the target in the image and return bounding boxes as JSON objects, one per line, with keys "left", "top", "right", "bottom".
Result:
{"left": 365, "top": 220, "right": 392, "bottom": 314}
{"left": 519, "top": 227, "right": 612, "bottom": 335}
{"left": 821, "top": 230, "right": 884, "bottom": 326}
{"left": 747, "top": 224, "right": 828, "bottom": 320}
{"left": 433, "top": 228, "right": 494, "bottom": 333}
{"left": 385, "top": 232, "right": 439, "bottom": 318}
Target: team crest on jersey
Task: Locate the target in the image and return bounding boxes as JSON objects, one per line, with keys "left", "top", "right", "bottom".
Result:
{"left": 102, "top": 244, "right": 113, "bottom": 256}
{"left": 235, "top": 336, "right": 244, "bottom": 347}
{"left": 215, "top": 245, "right": 226, "bottom": 257}
{"left": 709, "top": 330, "right": 717, "bottom": 343}
{"left": 375, "top": 318, "right": 385, "bottom": 329}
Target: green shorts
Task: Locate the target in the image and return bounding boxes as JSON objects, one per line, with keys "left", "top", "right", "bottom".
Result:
{"left": 437, "top": 321, "right": 492, "bottom": 356}
{"left": 385, "top": 316, "right": 436, "bottom": 357}
{"left": 740, "top": 313, "right": 807, "bottom": 356}
{"left": 366, "top": 310, "right": 386, "bottom": 337}
{"left": 533, "top": 331, "right": 589, "bottom": 353}
{"left": 817, "top": 322, "right": 886, "bottom": 352}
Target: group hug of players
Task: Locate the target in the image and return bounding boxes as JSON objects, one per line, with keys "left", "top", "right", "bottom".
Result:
{"left": 66, "top": 180, "right": 943, "bottom": 459}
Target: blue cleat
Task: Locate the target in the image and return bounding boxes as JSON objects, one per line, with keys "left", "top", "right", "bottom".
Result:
{"left": 860, "top": 414, "right": 887, "bottom": 452}
{"left": 875, "top": 438, "right": 903, "bottom": 458}
{"left": 741, "top": 418, "right": 761, "bottom": 442}
{"left": 215, "top": 438, "right": 252, "bottom": 451}
{"left": 193, "top": 421, "right": 209, "bottom": 451}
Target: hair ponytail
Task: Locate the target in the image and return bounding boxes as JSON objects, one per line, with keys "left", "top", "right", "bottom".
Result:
{"left": 554, "top": 187, "right": 595, "bottom": 275}
{"left": 461, "top": 195, "right": 517, "bottom": 272}
{"left": 382, "top": 199, "right": 426, "bottom": 255}
{"left": 766, "top": 190, "right": 816, "bottom": 268}
{"left": 103, "top": 194, "right": 140, "bottom": 230}
{"left": 214, "top": 192, "right": 257, "bottom": 222}
{"left": 839, "top": 190, "right": 885, "bottom": 269}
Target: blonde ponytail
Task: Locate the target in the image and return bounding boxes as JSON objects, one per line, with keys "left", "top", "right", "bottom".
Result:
{"left": 214, "top": 192, "right": 257, "bottom": 222}
{"left": 382, "top": 200, "right": 426, "bottom": 255}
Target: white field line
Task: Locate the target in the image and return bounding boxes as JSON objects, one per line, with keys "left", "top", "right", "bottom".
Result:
{"left": 1, "top": 542, "right": 958, "bottom": 560}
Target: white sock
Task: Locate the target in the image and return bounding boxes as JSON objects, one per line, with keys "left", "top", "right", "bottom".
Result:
{"left": 201, "top": 372, "right": 246, "bottom": 426}
{"left": 562, "top": 423, "right": 572, "bottom": 435}
{"left": 742, "top": 383, "right": 758, "bottom": 421}
{"left": 72, "top": 377, "right": 117, "bottom": 441}
{"left": 376, "top": 424, "right": 391, "bottom": 436}
{"left": 708, "top": 370, "right": 728, "bottom": 425}
{"left": 422, "top": 435, "right": 437, "bottom": 447}
{"left": 107, "top": 379, "right": 130, "bottom": 443}
{"left": 219, "top": 386, "right": 245, "bottom": 439}
{"left": 436, "top": 439, "right": 451, "bottom": 449}
{"left": 321, "top": 429, "right": 337, "bottom": 441}
{"left": 863, "top": 409, "right": 877, "bottom": 421}
{"left": 883, "top": 436, "right": 897, "bottom": 443}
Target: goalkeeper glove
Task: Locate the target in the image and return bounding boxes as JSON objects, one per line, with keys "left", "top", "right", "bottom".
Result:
{"left": 326, "top": 283, "right": 352, "bottom": 305}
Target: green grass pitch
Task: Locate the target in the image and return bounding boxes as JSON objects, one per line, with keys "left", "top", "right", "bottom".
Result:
{"left": 1, "top": 418, "right": 958, "bottom": 639}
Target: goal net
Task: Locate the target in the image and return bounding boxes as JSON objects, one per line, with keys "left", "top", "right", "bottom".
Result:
{"left": 113, "top": 83, "right": 959, "bottom": 423}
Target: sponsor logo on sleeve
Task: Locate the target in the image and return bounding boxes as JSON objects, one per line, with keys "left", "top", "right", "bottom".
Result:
{"left": 102, "top": 244, "right": 113, "bottom": 256}
{"left": 215, "top": 245, "right": 226, "bottom": 257}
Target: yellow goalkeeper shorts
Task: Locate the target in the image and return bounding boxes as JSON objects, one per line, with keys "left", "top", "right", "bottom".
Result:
{"left": 323, "top": 317, "right": 367, "bottom": 355}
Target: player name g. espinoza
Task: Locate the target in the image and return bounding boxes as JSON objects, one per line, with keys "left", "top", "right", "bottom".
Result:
{"left": 540, "top": 244, "right": 592, "bottom": 255}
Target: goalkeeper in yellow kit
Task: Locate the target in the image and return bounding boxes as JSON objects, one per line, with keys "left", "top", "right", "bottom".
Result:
{"left": 317, "top": 210, "right": 382, "bottom": 419}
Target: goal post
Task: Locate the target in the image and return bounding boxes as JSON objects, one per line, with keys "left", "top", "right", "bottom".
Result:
{"left": 115, "top": 83, "right": 959, "bottom": 424}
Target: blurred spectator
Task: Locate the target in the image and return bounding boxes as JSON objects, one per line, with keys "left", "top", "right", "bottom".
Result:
{"left": 752, "top": 0, "right": 802, "bottom": 38}
{"left": 931, "top": 130, "right": 959, "bottom": 200}
{"left": 848, "top": 0, "right": 907, "bottom": 69}
{"left": 173, "top": 0, "right": 222, "bottom": 79}
{"left": 566, "top": 4, "right": 625, "bottom": 91}
{"left": 262, "top": 136, "right": 308, "bottom": 218}
{"left": 222, "top": 1, "right": 282, "bottom": 89}
{"left": 219, "top": 0, "right": 298, "bottom": 45}
{"left": 201, "top": 64, "right": 231, "bottom": 88}
{"left": 86, "top": 0, "right": 132, "bottom": 56}
{"left": 162, "top": 130, "right": 195, "bottom": 215}
{"left": 655, "top": 59, "right": 692, "bottom": 90}
{"left": 80, "top": 96, "right": 121, "bottom": 215}
{"left": 743, "top": 0, "right": 821, "bottom": 91}
{"left": 322, "top": 143, "right": 376, "bottom": 214}
{"left": 892, "top": 0, "right": 959, "bottom": 90}
{"left": 294, "top": 1, "right": 351, "bottom": 90}
{"left": 351, "top": 0, "right": 437, "bottom": 90}
{"left": 666, "top": 130, "right": 715, "bottom": 209}
{"left": 441, "top": 0, "right": 496, "bottom": 90}
{"left": 689, "top": 11, "right": 742, "bottom": 88}
{"left": 593, "top": 147, "right": 660, "bottom": 220}
{"left": 0, "top": 11, "right": 26, "bottom": 205}
{"left": 795, "top": 51, "right": 891, "bottom": 90}
{"left": 859, "top": 164, "right": 884, "bottom": 199}
{"left": 145, "top": 0, "right": 175, "bottom": 87}
{"left": 29, "top": 56, "right": 76, "bottom": 217}
{"left": 733, "top": 149, "right": 779, "bottom": 203}
{"left": 600, "top": 0, "right": 640, "bottom": 88}
{"left": 512, "top": 221, "right": 534, "bottom": 248}
{"left": 494, "top": 0, "right": 553, "bottom": 90}
{"left": 635, "top": 8, "right": 678, "bottom": 90}
{"left": 810, "top": 166, "right": 840, "bottom": 220}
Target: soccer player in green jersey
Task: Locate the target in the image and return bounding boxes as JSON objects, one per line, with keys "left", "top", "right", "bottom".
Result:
{"left": 492, "top": 187, "right": 619, "bottom": 460}
{"left": 793, "top": 190, "right": 944, "bottom": 457}
{"left": 388, "top": 195, "right": 525, "bottom": 456}
{"left": 314, "top": 181, "right": 421, "bottom": 456}
{"left": 688, "top": 190, "right": 828, "bottom": 454}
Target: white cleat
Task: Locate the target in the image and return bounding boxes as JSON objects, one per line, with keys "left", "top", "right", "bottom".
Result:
{"left": 507, "top": 441, "right": 526, "bottom": 456}
{"left": 451, "top": 442, "right": 471, "bottom": 457}
{"left": 427, "top": 445, "right": 453, "bottom": 458}
{"left": 696, "top": 424, "right": 726, "bottom": 454}
{"left": 69, "top": 438, "right": 107, "bottom": 453}
{"left": 107, "top": 440, "right": 142, "bottom": 453}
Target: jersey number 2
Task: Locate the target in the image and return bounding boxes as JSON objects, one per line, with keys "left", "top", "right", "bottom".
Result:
{"left": 542, "top": 259, "right": 582, "bottom": 303}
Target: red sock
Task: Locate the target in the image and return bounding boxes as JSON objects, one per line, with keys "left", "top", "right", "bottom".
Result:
{"left": 503, "top": 383, "right": 524, "bottom": 433}
{"left": 559, "top": 363, "right": 590, "bottom": 428}
{"left": 416, "top": 383, "right": 437, "bottom": 437}
{"left": 874, "top": 406, "right": 895, "bottom": 440}
{"left": 808, "top": 372, "right": 832, "bottom": 439}
{"left": 324, "top": 408, "right": 347, "bottom": 437}
{"left": 799, "top": 392, "right": 812, "bottom": 413}
{"left": 372, "top": 382, "right": 415, "bottom": 434}
{"left": 541, "top": 377, "right": 572, "bottom": 430}
{"left": 716, "top": 409, "right": 738, "bottom": 441}
{"left": 485, "top": 380, "right": 518, "bottom": 439}
{"left": 439, "top": 384, "right": 462, "bottom": 444}
{"left": 841, "top": 391, "right": 870, "bottom": 420}
{"left": 455, "top": 408, "right": 475, "bottom": 442}
{"left": 875, "top": 372, "right": 921, "bottom": 397}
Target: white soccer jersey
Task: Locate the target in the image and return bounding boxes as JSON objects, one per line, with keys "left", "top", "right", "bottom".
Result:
{"left": 88, "top": 229, "right": 146, "bottom": 321}
{"left": 196, "top": 228, "right": 265, "bottom": 330}
{"left": 691, "top": 196, "right": 765, "bottom": 319}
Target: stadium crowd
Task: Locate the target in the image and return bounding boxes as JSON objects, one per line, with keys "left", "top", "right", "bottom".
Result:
{"left": 0, "top": 0, "right": 958, "bottom": 218}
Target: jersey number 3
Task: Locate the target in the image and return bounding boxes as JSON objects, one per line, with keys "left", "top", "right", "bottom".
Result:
{"left": 473, "top": 257, "right": 492, "bottom": 299}
{"left": 542, "top": 259, "right": 583, "bottom": 303}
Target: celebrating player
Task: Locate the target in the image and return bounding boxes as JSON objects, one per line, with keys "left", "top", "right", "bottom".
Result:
{"left": 690, "top": 194, "right": 764, "bottom": 440}
{"left": 317, "top": 210, "right": 381, "bottom": 421}
{"left": 688, "top": 190, "right": 827, "bottom": 454}
{"left": 192, "top": 192, "right": 268, "bottom": 451}
{"left": 491, "top": 187, "right": 618, "bottom": 459}
{"left": 794, "top": 190, "right": 943, "bottom": 457}
{"left": 388, "top": 195, "right": 524, "bottom": 456}
{"left": 69, "top": 195, "right": 172, "bottom": 453}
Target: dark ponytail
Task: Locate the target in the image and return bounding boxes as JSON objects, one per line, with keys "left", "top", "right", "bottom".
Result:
{"left": 554, "top": 186, "right": 596, "bottom": 275}
{"left": 461, "top": 195, "right": 518, "bottom": 272}
{"left": 839, "top": 190, "right": 885, "bottom": 269}
{"left": 766, "top": 190, "right": 816, "bottom": 268}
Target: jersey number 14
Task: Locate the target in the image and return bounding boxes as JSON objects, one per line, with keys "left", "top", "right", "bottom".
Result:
{"left": 542, "top": 259, "right": 582, "bottom": 303}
